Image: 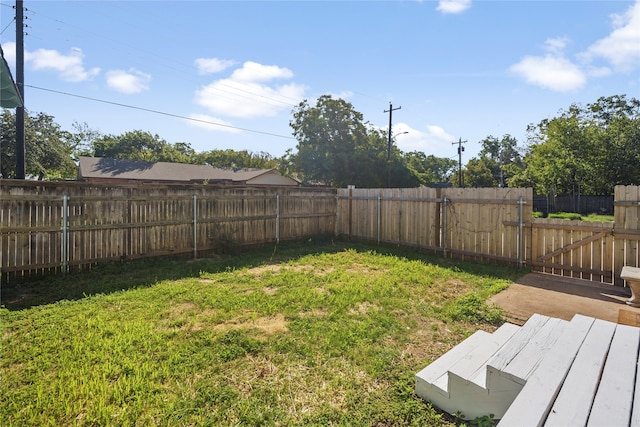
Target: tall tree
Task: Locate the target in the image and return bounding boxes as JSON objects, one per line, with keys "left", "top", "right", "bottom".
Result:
{"left": 403, "top": 151, "right": 457, "bottom": 186}
{"left": 289, "top": 95, "right": 417, "bottom": 187}
{"left": 513, "top": 95, "right": 640, "bottom": 195}
{"left": 477, "top": 134, "right": 523, "bottom": 187}
{"left": 195, "top": 149, "right": 277, "bottom": 169}
{"left": 89, "top": 130, "right": 195, "bottom": 163}
{"left": 1, "top": 109, "right": 76, "bottom": 179}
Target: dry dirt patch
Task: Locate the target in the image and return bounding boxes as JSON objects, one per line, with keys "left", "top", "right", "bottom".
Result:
{"left": 213, "top": 313, "right": 289, "bottom": 336}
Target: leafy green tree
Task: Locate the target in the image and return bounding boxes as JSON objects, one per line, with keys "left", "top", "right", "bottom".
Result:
{"left": 1, "top": 109, "right": 76, "bottom": 179}
{"left": 478, "top": 134, "right": 523, "bottom": 187}
{"left": 89, "top": 130, "right": 195, "bottom": 163}
{"left": 456, "top": 157, "right": 496, "bottom": 188}
{"left": 513, "top": 95, "right": 639, "bottom": 195}
{"left": 195, "top": 149, "right": 277, "bottom": 169}
{"left": 289, "top": 95, "right": 417, "bottom": 187}
{"left": 403, "top": 151, "right": 457, "bottom": 186}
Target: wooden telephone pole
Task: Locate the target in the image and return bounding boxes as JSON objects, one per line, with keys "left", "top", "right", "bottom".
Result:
{"left": 384, "top": 103, "right": 401, "bottom": 187}
{"left": 15, "top": 0, "right": 25, "bottom": 179}
{"left": 452, "top": 137, "right": 466, "bottom": 187}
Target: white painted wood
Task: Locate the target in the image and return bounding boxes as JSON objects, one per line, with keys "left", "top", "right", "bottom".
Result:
{"left": 497, "top": 314, "right": 595, "bottom": 427}
{"left": 501, "top": 317, "right": 567, "bottom": 383}
{"left": 415, "top": 323, "right": 520, "bottom": 420}
{"left": 544, "top": 319, "right": 616, "bottom": 426}
{"left": 587, "top": 324, "right": 640, "bottom": 427}
{"left": 621, "top": 265, "right": 640, "bottom": 280}
{"left": 415, "top": 329, "right": 491, "bottom": 395}
{"left": 468, "top": 323, "right": 521, "bottom": 387}
{"left": 448, "top": 323, "right": 520, "bottom": 386}
{"left": 486, "top": 314, "right": 552, "bottom": 374}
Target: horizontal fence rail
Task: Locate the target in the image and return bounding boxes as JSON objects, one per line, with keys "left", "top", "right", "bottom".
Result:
{"left": 2, "top": 180, "right": 639, "bottom": 287}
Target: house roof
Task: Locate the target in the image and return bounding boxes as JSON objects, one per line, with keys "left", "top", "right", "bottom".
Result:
{"left": 77, "top": 157, "right": 298, "bottom": 186}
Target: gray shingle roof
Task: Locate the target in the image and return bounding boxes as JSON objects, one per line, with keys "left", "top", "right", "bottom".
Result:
{"left": 77, "top": 156, "right": 283, "bottom": 183}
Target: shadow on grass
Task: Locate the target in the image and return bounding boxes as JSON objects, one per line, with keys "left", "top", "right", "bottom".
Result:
{"left": 1, "top": 237, "right": 525, "bottom": 311}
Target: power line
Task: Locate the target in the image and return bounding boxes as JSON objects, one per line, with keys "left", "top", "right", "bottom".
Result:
{"left": 23, "top": 3, "right": 300, "bottom": 109}
{"left": 25, "top": 84, "right": 296, "bottom": 140}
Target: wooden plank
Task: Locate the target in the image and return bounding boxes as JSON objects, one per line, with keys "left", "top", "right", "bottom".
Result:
{"left": 487, "top": 314, "right": 552, "bottom": 375}
{"left": 416, "top": 330, "right": 493, "bottom": 389}
{"left": 544, "top": 319, "right": 616, "bottom": 426}
{"left": 501, "top": 317, "right": 566, "bottom": 382}
{"left": 497, "top": 314, "right": 595, "bottom": 427}
{"left": 587, "top": 324, "right": 640, "bottom": 426}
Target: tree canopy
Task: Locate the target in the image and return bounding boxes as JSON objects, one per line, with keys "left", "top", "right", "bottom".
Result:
{"left": 509, "top": 95, "right": 639, "bottom": 195}
{"left": 1, "top": 109, "right": 77, "bottom": 179}
{"left": 288, "top": 95, "right": 418, "bottom": 187}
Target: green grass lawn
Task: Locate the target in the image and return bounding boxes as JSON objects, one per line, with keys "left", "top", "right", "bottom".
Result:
{"left": 1, "top": 240, "right": 523, "bottom": 426}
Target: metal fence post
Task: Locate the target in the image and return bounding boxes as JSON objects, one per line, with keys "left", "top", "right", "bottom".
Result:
{"left": 518, "top": 196, "right": 524, "bottom": 268}
{"left": 441, "top": 196, "right": 447, "bottom": 257}
{"left": 193, "top": 194, "right": 198, "bottom": 259}
{"left": 61, "top": 194, "right": 69, "bottom": 274}
{"left": 377, "top": 194, "right": 381, "bottom": 245}
{"left": 276, "top": 194, "right": 280, "bottom": 243}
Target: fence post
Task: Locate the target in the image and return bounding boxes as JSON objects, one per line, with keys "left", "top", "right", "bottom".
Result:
{"left": 335, "top": 194, "right": 339, "bottom": 237}
{"left": 192, "top": 194, "right": 198, "bottom": 259}
{"left": 442, "top": 196, "right": 447, "bottom": 257}
{"left": 276, "top": 194, "right": 280, "bottom": 243}
{"left": 61, "top": 194, "right": 69, "bottom": 274}
{"left": 518, "top": 196, "right": 524, "bottom": 268}
{"left": 377, "top": 194, "right": 381, "bottom": 244}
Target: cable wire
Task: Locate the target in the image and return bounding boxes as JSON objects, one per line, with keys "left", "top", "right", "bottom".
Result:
{"left": 25, "top": 84, "right": 296, "bottom": 140}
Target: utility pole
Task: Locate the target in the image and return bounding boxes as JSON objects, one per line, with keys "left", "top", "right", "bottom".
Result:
{"left": 452, "top": 137, "right": 466, "bottom": 187}
{"left": 15, "top": 0, "right": 25, "bottom": 179}
{"left": 384, "top": 103, "right": 401, "bottom": 187}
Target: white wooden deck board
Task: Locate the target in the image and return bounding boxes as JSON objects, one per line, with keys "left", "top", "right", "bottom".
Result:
{"left": 448, "top": 323, "right": 520, "bottom": 387}
{"left": 502, "top": 317, "right": 567, "bottom": 383}
{"left": 544, "top": 319, "right": 616, "bottom": 427}
{"left": 486, "top": 314, "right": 551, "bottom": 373}
{"left": 587, "top": 324, "right": 640, "bottom": 427}
{"left": 415, "top": 329, "right": 491, "bottom": 393}
{"left": 468, "top": 323, "right": 520, "bottom": 387}
{"left": 497, "top": 314, "right": 595, "bottom": 427}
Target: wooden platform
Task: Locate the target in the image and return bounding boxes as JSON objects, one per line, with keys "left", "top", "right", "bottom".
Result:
{"left": 415, "top": 313, "right": 640, "bottom": 425}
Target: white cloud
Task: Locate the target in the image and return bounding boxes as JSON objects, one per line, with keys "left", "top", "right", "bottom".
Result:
{"left": 581, "top": 0, "right": 640, "bottom": 72}
{"left": 436, "top": 0, "right": 472, "bottom": 14}
{"left": 20, "top": 46, "right": 100, "bottom": 82}
{"left": 105, "top": 69, "right": 151, "bottom": 94}
{"left": 2, "top": 42, "right": 16, "bottom": 66}
{"left": 328, "top": 90, "right": 354, "bottom": 100}
{"left": 510, "top": 1, "right": 639, "bottom": 91}
{"left": 194, "top": 61, "right": 305, "bottom": 118}
{"left": 186, "top": 113, "right": 241, "bottom": 133}
{"left": 389, "top": 122, "right": 455, "bottom": 155}
{"left": 195, "top": 57, "right": 236, "bottom": 75}
{"left": 509, "top": 37, "right": 586, "bottom": 92}
{"left": 230, "top": 61, "right": 294, "bottom": 83}
{"left": 509, "top": 55, "right": 586, "bottom": 92}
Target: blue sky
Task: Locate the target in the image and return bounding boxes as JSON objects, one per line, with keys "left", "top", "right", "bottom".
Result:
{"left": 1, "top": 0, "right": 639, "bottom": 162}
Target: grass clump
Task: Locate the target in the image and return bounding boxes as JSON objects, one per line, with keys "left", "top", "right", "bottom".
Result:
{"left": 1, "top": 241, "right": 523, "bottom": 426}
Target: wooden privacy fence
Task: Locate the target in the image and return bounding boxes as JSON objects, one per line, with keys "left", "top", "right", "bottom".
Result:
{"left": 336, "top": 187, "right": 532, "bottom": 265}
{"left": 3, "top": 180, "right": 639, "bottom": 287}
{"left": 1, "top": 180, "right": 336, "bottom": 284}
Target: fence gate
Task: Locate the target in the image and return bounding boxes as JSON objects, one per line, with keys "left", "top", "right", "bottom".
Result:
{"left": 530, "top": 219, "right": 615, "bottom": 283}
